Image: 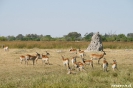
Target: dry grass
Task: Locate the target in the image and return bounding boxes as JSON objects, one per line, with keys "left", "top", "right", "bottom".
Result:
{"left": 1, "top": 41, "right": 133, "bottom": 49}
{"left": 0, "top": 48, "right": 133, "bottom": 88}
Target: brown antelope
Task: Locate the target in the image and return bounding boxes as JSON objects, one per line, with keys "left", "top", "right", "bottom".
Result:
{"left": 41, "top": 54, "right": 49, "bottom": 65}
{"left": 35, "top": 52, "right": 50, "bottom": 65}
{"left": 26, "top": 53, "right": 40, "bottom": 65}
{"left": 19, "top": 54, "right": 31, "bottom": 65}
{"left": 2, "top": 45, "right": 9, "bottom": 51}
{"left": 71, "top": 56, "right": 76, "bottom": 66}
{"left": 69, "top": 47, "right": 77, "bottom": 54}
{"left": 61, "top": 55, "right": 69, "bottom": 67}
{"left": 78, "top": 48, "right": 85, "bottom": 58}
{"left": 112, "top": 60, "right": 118, "bottom": 71}
{"left": 20, "top": 55, "right": 27, "bottom": 64}
{"left": 102, "top": 58, "right": 108, "bottom": 72}
{"left": 82, "top": 58, "right": 93, "bottom": 68}
{"left": 90, "top": 51, "right": 106, "bottom": 64}
{"left": 73, "top": 61, "right": 85, "bottom": 71}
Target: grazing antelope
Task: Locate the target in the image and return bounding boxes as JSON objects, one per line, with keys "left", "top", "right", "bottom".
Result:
{"left": 2, "top": 45, "right": 9, "bottom": 51}
{"left": 82, "top": 58, "right": 93, "bottom": 68}
{"left": 61, "top": 55, "right": 69, "bottom": 67}
{"left": 90, "top": 51, "right": 106, "bottom": 64}
{"left": 102, "top": 58, "right": 108, "bottom": 72}
{"left": 20, "top": 55, "right": 27, "bottom": 64}
{"left": 112, "top": 60, "right": 118, "bottom": 71}
{"left": 73, "top": 61, "right": 85, "bottom": 71}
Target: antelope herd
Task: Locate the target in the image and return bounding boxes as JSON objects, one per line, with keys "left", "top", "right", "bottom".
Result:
{"left": 2, "top": 45, "right": 119, "bottom": 74}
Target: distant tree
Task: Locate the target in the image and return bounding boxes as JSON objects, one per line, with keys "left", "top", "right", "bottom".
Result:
{"left": 0, "top": 36, "right": 7, "bottom": 41}
{"left": 84, "top": 32, "right": 93, "bottom": 41}
{"left": 16, "top": 34, "right": 24, "bottom": 40}
{"left": 65, "top": 32, "right": 81, "bottom": 41}
{"left": 40, "top": 35, "right": 52, "bottom": 41}
{"left": 116, "top": 34, "right": 127, "bottom": 42}
{"left": 7, "top": 36, "right": 16, "bottom": 41}
{"left": 127, "top": 33, "right": 133, "bottom": 38}
{"left": 24, "top": 34, "right": 40, "bottom": 41}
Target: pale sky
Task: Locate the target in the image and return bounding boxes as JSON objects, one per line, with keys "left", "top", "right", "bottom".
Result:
{"left": 0, "top": 0, "right": 133, "bottom": 37}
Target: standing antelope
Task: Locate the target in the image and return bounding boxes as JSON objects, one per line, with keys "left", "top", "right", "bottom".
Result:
{"left": 69, "top": 47, "right": 77, "bottom": 54}
{"left": 41, "top": 54, "right": 49, "bottom": 65}
{"left": 78, "top": 48, "right": 85, "bottom": 58}
{"left": 35, "top": 52, "right": 50, "bottom": 65}
{"left": 82, "top": 58, "right": 93, "bottom": 68}
{"left": 112, "top": 60, "right": 118, "bottom": 71}
{"left": 90, "top": 51, "right": 106, "bottom": 64}
{"left": 71, "top": 56, "right": 76, "bottom": 66}
{"left": 26, "top": 53, "right": 40, "bottom": 65}
{"left": 20, "top": 55, "right": 27, "bottom": 64}
{"left": 61, "top": 55, "right": 69, "bottom": 67}
{"left": 2, "top": 45, "right": 9, "bottom": 51}
{"left": 102, "top": 58, "right": 108, "bottom": 72}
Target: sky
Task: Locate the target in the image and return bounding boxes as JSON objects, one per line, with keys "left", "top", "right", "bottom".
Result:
{"left": 0, "top": 0, "right": 133, "bottom": 37}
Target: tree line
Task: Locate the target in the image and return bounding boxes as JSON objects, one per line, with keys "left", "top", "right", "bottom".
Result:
{"left": 0, "top": 32, "right": 133, "bottom": 42}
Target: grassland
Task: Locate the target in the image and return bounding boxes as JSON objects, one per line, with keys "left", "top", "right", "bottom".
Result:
{"left": 0, "top": 41, "right": 133, "bottom": 88}
{"left": 1, "top": 41, "right": 133, "bottom": 49}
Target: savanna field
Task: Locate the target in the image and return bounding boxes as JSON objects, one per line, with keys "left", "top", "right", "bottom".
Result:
{"left": 0, "top": 41, "right": 133, "bottom": 88}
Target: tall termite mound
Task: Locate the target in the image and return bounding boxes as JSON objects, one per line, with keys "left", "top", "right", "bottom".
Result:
{"left": 87, "top": 32, "right": 103, "bottom": 51}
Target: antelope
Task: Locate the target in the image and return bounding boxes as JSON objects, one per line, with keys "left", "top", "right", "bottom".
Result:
{"left": 41, "top": 54, "right": 49, "bottom": 65}
{"left": 90, "top": 51, "right": 106, "bottom": 64}
{"left": 102, "top": 58, "right": 108, "bottom": 72}
{"left": 26, "top": 53, "right": 40, "bottom": 65}
{"left": 82, "top": 58, "right": 93, "bottom": 68}
{"left": 61, "top": 55, "right": 69, "bottom": 67}
{"left": 69, "top": 47, "right": 77, "bottom": 54}
{"left": 2, "top": 45, "right": 9, "bottom": 51}
{"left": 112, "top": 60, "right": 118, "bottom": 71}
{"left": 35, "top": 52, "right": 50, "bottom": 65}
{"left": 19, "top": 54, "right": 31, "bottom": 65}
{"left": 71, "top": 56, "right": 76, "bottom": 66}
{"left": 20, "top": 55, "right": 27, "bottom": 64}
{"left": 73, "top": 61, "right": 85, "bottom": 71}
{"left": 78, "top": 48, "right": 85, "bottom": 58}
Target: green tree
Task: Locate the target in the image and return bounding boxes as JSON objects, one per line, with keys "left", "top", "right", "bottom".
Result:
{"left": 127, "top": 33, "right": 133, "bottom": 38}
{"left": 0, "top": 36, "right": 7, "bottom": 41}
{"left": 40, "top": 35, "right": 53, "bottom": 41}
{"left": 65, "top": 32, "right": 81, "bottom": 41}
{"left": 16, "top": 34, "right": 24, "bottom": 40}
{"left": 116, "top": 34, "right": 127, "bottom": 42}
{"left": 84, "top": 32, "right": 93, "bottom": 41}
{"left": 7, "top": 36, "right": 16, "bottom": 41}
